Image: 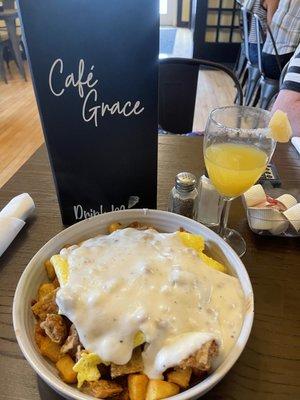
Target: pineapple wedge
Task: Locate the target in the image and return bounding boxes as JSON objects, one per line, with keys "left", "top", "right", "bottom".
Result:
{"left": 268, "top": 110, "right": 292, "bottom": 143}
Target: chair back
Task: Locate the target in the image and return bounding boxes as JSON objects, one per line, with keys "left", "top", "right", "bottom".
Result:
{"left": 253, "top": 13, "right": 282, "bottom": 76}
{"left": 279, "top": 61, "right": 289, "bottom": 86}
{"left": 159, "top": 58, "right": 243, "bottom": 135}
{"left": 3, "top": 0, "right": 15, "bottom": 10}
{"left": 241, "top": 6, "right": 251, "bottom": 61}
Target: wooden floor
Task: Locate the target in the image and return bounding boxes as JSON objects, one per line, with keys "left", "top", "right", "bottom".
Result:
{"left": 0, "top": 63, "right": 43, "bottom": 188}
{"left": 0, "top": 60, "right": 235, "bottom": 189}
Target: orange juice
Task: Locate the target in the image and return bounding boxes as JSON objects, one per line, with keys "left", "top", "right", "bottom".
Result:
{"left": 204, "top": 143, "right": 268, "bottom": 198}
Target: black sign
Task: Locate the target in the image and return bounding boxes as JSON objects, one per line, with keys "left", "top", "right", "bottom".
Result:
{"left": 18, "top": 0, "right": 159, "bottom": 225}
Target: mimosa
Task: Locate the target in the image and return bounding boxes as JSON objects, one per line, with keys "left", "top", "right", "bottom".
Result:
{"left": 204, "top": 143, "right": 268, "bottom": 198}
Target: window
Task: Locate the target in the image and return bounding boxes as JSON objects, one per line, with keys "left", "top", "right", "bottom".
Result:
{"left": 160, "top": 0, "right": 168, "bottom": 15}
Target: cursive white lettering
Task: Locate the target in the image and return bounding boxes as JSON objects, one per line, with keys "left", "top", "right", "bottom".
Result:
{"left": 49, "top": 58, "right": 145, "bottom": 127}
{"left": 49, "top": 59, "right": 64, "bottom": 96}
{"left": 82, "top": 89, "right": 100, "bottom": 127}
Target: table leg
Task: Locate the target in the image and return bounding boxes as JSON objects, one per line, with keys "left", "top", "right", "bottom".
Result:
{"left": 5, "top": 17, "right": 26, "bottom": 81}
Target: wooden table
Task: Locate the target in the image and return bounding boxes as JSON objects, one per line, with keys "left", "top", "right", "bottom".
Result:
{"left": 0, "top": 136, "right": 299, "bottom": 400}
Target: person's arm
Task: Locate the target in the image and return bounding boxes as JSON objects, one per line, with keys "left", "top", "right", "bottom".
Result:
{"left": 272, "top": 47, "right": 300, "bottom": 137}
{"left": 262, "top": 0, "right": 279, "bottom": 25}
{"left": 272, "top": 90, "right": 300, "bottom": 137}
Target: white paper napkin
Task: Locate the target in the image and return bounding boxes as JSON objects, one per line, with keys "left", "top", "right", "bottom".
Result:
{"left": 291, "top": 137, "right": 300, "bottom": 155}
{"left": 197, "top": 176, "right": 222, "bottom": 226}
{"left": 0, "top": 193, "right": 35, "bottom": 256}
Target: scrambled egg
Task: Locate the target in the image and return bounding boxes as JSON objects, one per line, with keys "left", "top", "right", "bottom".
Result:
{"left": 50, "top": 255, "right": 69, "bottom": 286}
{"left": 177, "top": 232, "right": 205, "bottom": 252}
{"left": 199, "top": 252, "right": 227, "bottom": 273}
{"left": 178, "top": 232, "right": 227, "bottom": 273}
{"left": 133, "top": 331, "right": 145, "bottom": 347}
{"left": 73, "top": 352, "right": 102, "bottom": 388}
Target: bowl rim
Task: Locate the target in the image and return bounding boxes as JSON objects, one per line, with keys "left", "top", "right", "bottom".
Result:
{"left": 13, "top": 209, "right": 254, "bottom": 400}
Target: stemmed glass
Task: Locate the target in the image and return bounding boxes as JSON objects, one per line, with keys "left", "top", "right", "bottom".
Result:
{"left": 203, "top": 106, "right": 276, "bottom": 257}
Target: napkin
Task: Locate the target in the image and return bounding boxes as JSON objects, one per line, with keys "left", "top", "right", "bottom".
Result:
{"left": 291, "top": 137, "right": 300, "bottom": 155}
{"left": 197, "top": 176, "right": 222, "bottom": 226}
{"left": 0, "top": 193, "right": 35, "bottom": 257}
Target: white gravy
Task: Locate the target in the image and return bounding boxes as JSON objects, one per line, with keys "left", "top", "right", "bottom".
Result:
{"left": 56, "top": 228, "right": 245, "bottom": 379}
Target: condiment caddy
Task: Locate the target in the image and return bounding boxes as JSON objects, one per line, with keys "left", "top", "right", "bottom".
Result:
{"left": 243, "top": 184, "right": 300, "bottom": 237}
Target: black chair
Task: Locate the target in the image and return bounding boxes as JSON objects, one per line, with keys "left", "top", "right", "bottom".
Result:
{"left": 240, "top": 7, "right": 282, "bottom": 109}
{"left": 234, "top": 43, "right": 248, "bottom": 84}
{"left": 234, "top": 1, "right": 248, "bottom": 86}
{"left": 254, "top": 14, "right": 281, "bottom": 109}
{"left": 241, "top": 7, "right": 262, "bottom": 106}
{"left": 279, "top": 61, "right": 289, "bottom": 86}
{"left": 158, "top": 58, "right": 243, "bottom": 135}
{"left": 0, "top": 0, "right": 26, "bottom": 81}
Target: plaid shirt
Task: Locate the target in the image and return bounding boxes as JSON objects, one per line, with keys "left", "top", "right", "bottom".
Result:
{"left": 263, "top": 0, "right": 300, "bottom": 55}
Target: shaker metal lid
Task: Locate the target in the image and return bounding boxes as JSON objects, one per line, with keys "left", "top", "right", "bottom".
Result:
{"left": 175, "top": 172, "right": 196, "bottom": 192}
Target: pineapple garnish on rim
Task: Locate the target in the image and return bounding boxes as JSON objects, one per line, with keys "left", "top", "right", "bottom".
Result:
{"left": 268, "top": 110, "right": 292, "bottom": 143}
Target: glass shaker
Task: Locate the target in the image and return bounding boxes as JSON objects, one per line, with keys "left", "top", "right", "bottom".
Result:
{"left": 168, "top": 172, "right": 198, "bottom": 219}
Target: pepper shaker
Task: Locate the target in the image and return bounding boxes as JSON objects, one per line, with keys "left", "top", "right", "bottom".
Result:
{"left": 168, "top": 172, "right": 198, "bottom": 219}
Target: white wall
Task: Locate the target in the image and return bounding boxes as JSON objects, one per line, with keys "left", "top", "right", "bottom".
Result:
{"left": 160, "top": 0, "right": 178, "bottom": 26}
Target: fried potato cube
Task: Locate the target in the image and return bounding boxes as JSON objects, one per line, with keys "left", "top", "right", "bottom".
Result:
{"left": 53, "top": 277, "right": 60, "bottom": 288}
{"left": 128, "top": 222, "right": 152, "bottom": 230}
{"left": 167, "top": 367, "right": 192, "bottom": 389}
{"left": 81, "top": 380, "right": 123, "bottom": 398}
{"left": 40, "top": 336, "right": 63, "bottom": 363}
{"left": 31, "top": 289, "right": 58, "bottom": 321}
{"left": 34, "top": 323, "right": 46, "bottom": 348}
{"left": 111, "top": 347, "right": 143, "bottom": 378}
{"left": 128, "top": 374, "right": 149, "bottom": 400}
{"left": 38, "top": 283, "right": 56, "bottom": 301}
{"left": 108, "top": 222, "right": 123, "bottom": 234}
{"left": 56, "top": 355, "right": 77, "bottom": 384}
{"left": 145, "top": 380, "right": 180, "bottom": 400}
{"left": 44, "top": 259, "right": 56, "bottom": 281}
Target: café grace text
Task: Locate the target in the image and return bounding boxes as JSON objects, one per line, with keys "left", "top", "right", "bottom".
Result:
{"left": 48, "top": 58, "right": 145, "bottom": 127}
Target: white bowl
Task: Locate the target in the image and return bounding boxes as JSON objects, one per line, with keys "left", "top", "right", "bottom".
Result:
{"left": 13, "top": 209, "right": 254, "bottom": 400}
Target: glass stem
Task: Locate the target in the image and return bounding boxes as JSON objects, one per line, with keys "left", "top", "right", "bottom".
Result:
{"left": 218, "top": 198, "right": 232, "bottom": 238}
